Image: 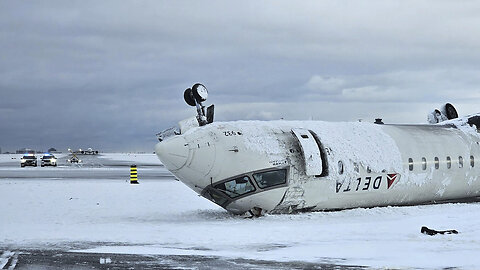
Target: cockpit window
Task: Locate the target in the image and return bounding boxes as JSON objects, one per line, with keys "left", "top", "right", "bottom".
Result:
{"left": 206, "top": 189, "right": 230, "bottom": 206}
{"left": 253, "top": 169, "right": 287, "bottom": 189}
{"left": 214, "top": 176, "right": 256, "bottom": 198}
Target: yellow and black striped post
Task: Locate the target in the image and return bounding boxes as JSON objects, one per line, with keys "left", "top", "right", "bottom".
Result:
{"left": 130, "top": 165, "right": 139, "bottom": 184}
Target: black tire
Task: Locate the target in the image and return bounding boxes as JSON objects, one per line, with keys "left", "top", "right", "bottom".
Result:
{"left": 192, "top": 83, "right": 208, "bottom": 102}
{"left": 183, "top": 88, "right": 196, "bottom": 106}
{"left": 41, "top": 164, "right": 44, "bottom": 167}
{"left": 445, "top": 103, "right": 458, "bottom": 120}
{"left": 21, "top": 164, "right": 25, "bottom": 168}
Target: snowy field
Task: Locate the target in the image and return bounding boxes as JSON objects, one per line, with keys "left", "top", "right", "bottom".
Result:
{"left": 1, "top": 153, "right": 480, "bottom": 269}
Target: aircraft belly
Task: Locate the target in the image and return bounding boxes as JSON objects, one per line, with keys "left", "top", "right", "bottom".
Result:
{"left": 185, "top": 144, "right": 216, "bottom": 176}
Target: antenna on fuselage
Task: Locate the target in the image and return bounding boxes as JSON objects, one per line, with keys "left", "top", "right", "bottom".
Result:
{"left": 184, "top": 83, "right": 214, "bottom": 126}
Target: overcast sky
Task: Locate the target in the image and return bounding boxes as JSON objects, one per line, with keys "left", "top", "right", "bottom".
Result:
{"left": 1, "top": 1, "right": 480, "bottom": 152}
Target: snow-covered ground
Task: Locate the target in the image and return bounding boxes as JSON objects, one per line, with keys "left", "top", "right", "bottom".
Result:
{"left": 1, "top": 153, "right": 480, "bottom": 269}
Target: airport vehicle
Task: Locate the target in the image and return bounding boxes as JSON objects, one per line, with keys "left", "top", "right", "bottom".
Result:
{"left": 41, "top": 154, "right": 57, "bottom": 167}
{"left": 20, "top": 154, "right": 37, "bottom": 167}
{"left": 67, "top": 148, "right": 82, "bottom": 163}
{"left": 155, "top": 83, "right": 480, "bottom": 215}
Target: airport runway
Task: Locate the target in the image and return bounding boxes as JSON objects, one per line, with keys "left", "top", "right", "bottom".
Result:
{"left": 0, "top": 154, "right": 170, "bottom": 179}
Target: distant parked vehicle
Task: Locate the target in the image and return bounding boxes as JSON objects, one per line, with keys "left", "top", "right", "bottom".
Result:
{"left": 67, "top": 155, "right": 80, "bottom": 163}
{"left": 41, "top": 154, "right": 57, "bottom": 167}
{"left": 20, "top": 154, "right": 37, "bottom": 167}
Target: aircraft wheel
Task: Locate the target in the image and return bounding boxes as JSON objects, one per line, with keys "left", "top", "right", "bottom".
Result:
{"left": 183, "top": 88, "right": 196, "bottom": 106}
{"left": 192, "top": 83, "right": 208, "bottom": 102}
{"left": 445, "top": 103, "right": 458, "bottom": 119}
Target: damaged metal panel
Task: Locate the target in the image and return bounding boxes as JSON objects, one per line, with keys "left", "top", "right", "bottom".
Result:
{"left": 291, "top": 128, "right": 323, "bottom": 176}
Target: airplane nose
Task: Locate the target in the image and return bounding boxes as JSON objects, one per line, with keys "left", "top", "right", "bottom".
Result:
{"left": 155, "top": 136, "right": 189, "bottom": 171}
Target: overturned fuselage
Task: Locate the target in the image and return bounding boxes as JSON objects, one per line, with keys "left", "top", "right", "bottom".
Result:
{"left": 156, "top": 114, "right": 480, "bottom": 215}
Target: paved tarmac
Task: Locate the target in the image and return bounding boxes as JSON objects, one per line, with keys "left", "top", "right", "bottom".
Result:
{"left": 1, "top": 248, "right": 365, "bottom": 270}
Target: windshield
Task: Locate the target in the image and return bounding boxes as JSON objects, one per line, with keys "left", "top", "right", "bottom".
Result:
{"left": 23, "top": 156, "right": 36, "bottom": 159}
{"left": 214, "top": 176, "right": 256, "bottom": 198}
{"left": 43, "top": 155, "right": 55, "bottom": 159}
{"left": 253, "top": 169, "right": 287, "bottom": 189}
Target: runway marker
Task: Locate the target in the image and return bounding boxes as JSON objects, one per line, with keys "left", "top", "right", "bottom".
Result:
{"left": 130, "top": 165, "right": 139, "bottom": 184}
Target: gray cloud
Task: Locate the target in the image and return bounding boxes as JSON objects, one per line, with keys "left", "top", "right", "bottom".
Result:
{"left": 1, "top": 0, "right": 479, "bottom": 152}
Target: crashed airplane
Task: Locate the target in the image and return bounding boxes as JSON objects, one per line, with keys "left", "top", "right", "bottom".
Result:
{"left": 155, "top": 83, "right": 480, "bottom": 215}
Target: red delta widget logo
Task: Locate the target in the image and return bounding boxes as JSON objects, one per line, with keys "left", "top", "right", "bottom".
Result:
{"left": 336, "top": 173, "right": 400, "bottom": 193}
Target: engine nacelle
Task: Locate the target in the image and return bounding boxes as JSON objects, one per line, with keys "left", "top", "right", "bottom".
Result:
{"left": 468, "top": 116, "right": 480, "bottom": 130}
{"left": 427, "top": 103, "right": 458, "bottom": 124}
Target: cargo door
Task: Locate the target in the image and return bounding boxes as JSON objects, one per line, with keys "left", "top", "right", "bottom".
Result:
{"left": 291, "top": 128, "right": 323, "bottom": 176}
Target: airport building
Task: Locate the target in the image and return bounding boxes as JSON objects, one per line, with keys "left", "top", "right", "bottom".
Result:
{"left": 16, "top": 148, "right": 36, "bottom": 154}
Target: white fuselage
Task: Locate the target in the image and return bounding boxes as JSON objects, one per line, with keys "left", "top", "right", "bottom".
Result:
{"left": 155, "top": 116, "right": 480, "bottom": 214}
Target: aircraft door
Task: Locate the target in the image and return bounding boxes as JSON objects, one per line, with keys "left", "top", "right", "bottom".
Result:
{"left": 291, "top": 128, "right": 324, "bottom": 176}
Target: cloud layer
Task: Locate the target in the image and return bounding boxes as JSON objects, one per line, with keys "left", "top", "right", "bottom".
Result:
{"left": 1, "top": 1, "right": 479, "bottom": 151}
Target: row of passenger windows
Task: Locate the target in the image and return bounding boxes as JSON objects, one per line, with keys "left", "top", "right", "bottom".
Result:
{"left": 408, "top": 156, "right": 475, "bottom": 171}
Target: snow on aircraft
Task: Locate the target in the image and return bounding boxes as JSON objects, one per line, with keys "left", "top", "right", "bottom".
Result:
{"left": 155, "top": 83, "right": 480, "bottom": 215}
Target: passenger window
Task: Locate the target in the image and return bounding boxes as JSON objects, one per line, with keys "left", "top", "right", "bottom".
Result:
{"left": 434, "top": 157, "right": 439, "bottom": 169}
{"left": 447, "top": 156, "right": 451, "bottom": 169}
{"left": 471, "top": 156, "right": 475, "bottom": 168}
{"left": 422, "top": 157, "right": 427, "bottom": 170}
{"left": 459, "top": 156, "right": 464, "bottom": 168}
{"left": 214, "top": 176, "right": 256, "bottom": 198}
{"left": 338, "top": 161, "right": 344, "bottom": 175}
{"left": 408, "top": 158, "right": 414, "bottom": 171}
{"left": 253, "top": 169, "right": 287, "bottom": 189}
{"left": 366, "top": 167, "right": 371, "bottom": 173}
